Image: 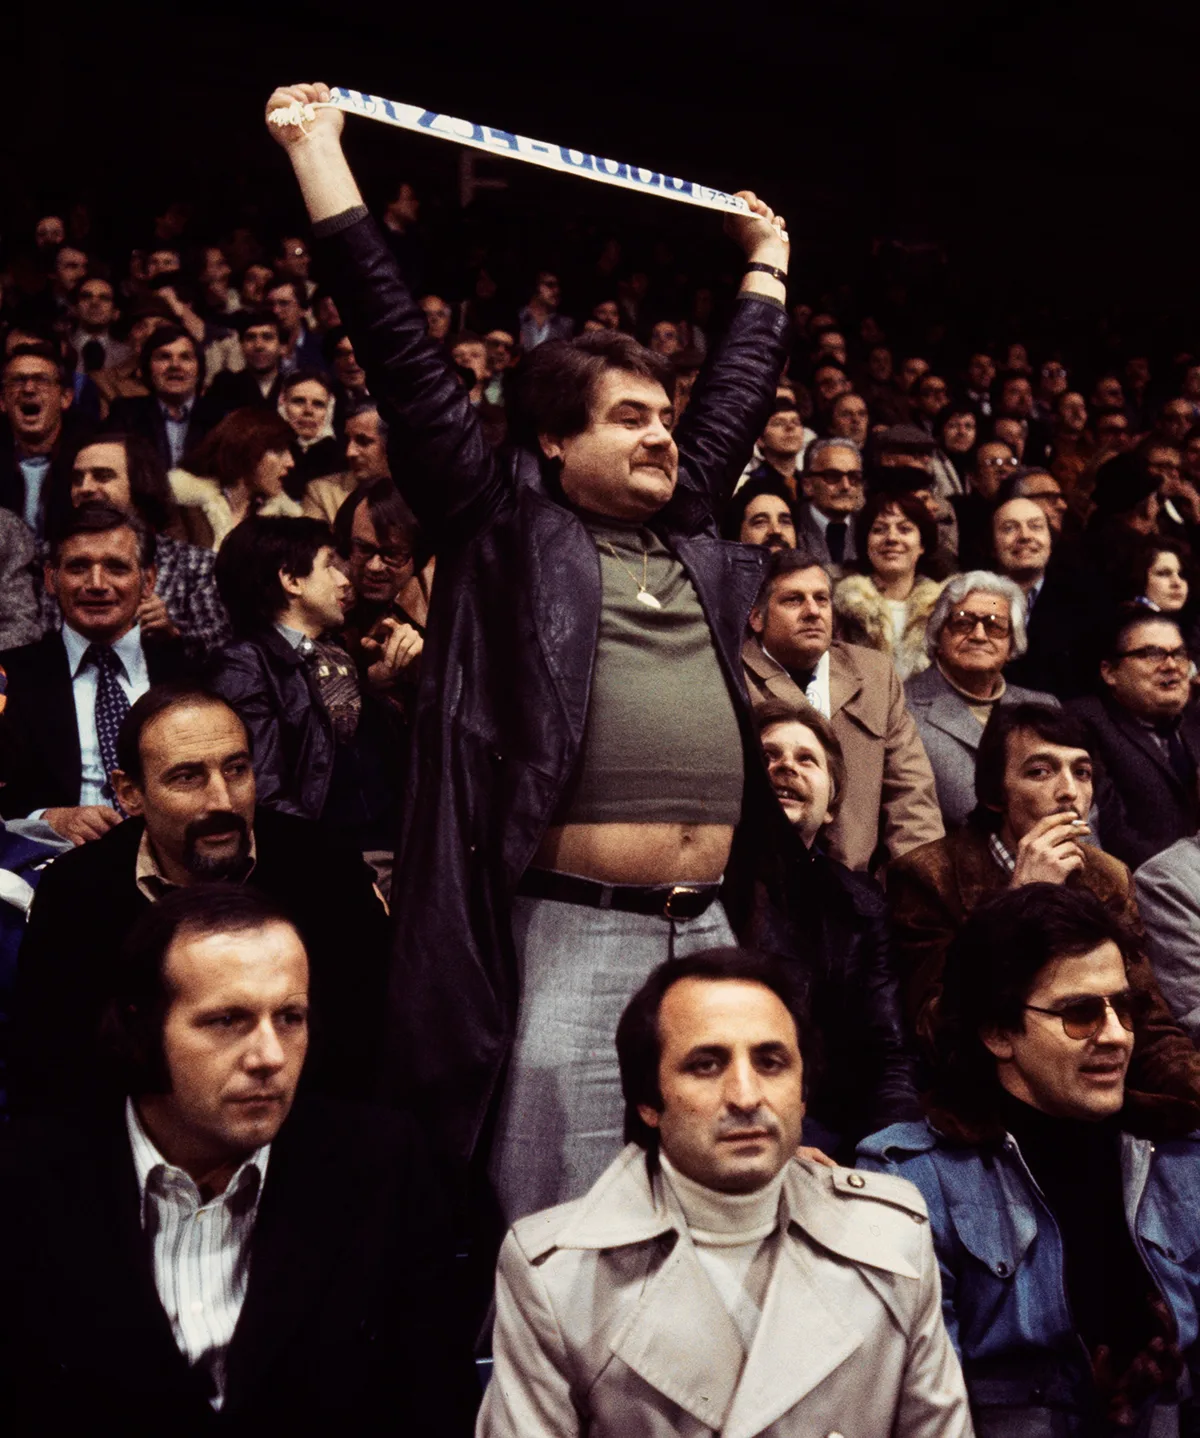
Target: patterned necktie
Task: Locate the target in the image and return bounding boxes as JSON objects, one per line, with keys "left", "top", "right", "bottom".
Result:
{"left": 85, "top": 644, "right": 130, "bottom": 812}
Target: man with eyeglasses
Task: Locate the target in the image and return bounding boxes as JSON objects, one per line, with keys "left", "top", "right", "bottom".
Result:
{"left": 953, "top": 439, "right": 1017, "bottom": 568}
{"left": 1069, "top": 610, "right": 1200, "bottom": 869}
{"left": 0, "top": 342, "right": 91, "bottom": 539}
{"left": 859, "top": 883, "right": 1200, "bottom": 1436}
{"left": 793, "top": 436, "right": 864, "bottom": 571}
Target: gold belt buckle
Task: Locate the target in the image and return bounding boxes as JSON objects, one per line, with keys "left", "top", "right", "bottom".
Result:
{"left": 662, "top": 884, "right": 703, "bottom": 919}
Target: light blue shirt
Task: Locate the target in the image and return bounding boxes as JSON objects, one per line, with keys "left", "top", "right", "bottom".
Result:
{"left": 274, "top": 622, "right": 312, "bottom": 655}
{"left": 17, "top": 455, "right": 51, "bottom": 536}
{"left": 158, "top": 398, "right": 194, "bottom": 469}
{"left": 56, "top": 623, "right": 150, "bottom": 809}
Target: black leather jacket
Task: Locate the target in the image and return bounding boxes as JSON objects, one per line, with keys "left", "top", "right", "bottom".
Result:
{"left": 210, "top": 626, "right": 335, "bottom": 821}
{"left": 315, "top": 209, "right": 796, "bottom": 1171}
{"left": 745, "top": 847, "right": 920, "bottom": 1158}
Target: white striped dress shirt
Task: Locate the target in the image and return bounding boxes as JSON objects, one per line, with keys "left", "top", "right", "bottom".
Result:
{"left": 125, "top": 1099, "right": 270, "bottom": 1409}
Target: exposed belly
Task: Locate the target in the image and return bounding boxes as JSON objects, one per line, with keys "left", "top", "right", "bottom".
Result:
{"left": 531, "top": 822, "right": 734, "bottom": 885}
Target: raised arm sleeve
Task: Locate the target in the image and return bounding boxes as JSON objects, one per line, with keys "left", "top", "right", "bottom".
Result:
{"left": 313, "top": 210, "right": 508, "bottom": 547}
{"left": 672, "top": 296, "right": 790, "bottom": 514}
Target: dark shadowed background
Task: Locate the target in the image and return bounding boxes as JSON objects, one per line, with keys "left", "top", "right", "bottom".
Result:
{"left": 7, "top": 2, "right": 1199, "bottom": 326}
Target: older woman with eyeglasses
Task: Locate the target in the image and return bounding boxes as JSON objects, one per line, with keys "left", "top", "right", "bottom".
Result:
{"left": 904, "top": 571, "right": 1059, "bottom": 826}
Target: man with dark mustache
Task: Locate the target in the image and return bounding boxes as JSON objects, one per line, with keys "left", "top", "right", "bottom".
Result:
{"left": 9, "top": 682, "right": 389, "bottom": 1115}
{"left": 721, "top": 473, "right": 798, "bottom": 551}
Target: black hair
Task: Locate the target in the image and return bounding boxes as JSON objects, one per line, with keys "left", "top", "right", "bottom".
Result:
{"left": 264, "top": 275, "right": 306, "bottom": 308}
{"left": 115, "top": 682, "right": 244, "bottom": 786}
{"left": 615, "top": 948, "right": 810, "bottom": 1152}
{"left": 973, "top": 702, "right": 1093, "bottom": 826}
{"left": 927, "top": 884, "right": 1141, "bottom": 1129}
{"left": 1117, "top": 534, "right": 1193, "bottom": 605}
{"left": 1102, "top": 602, "right": 1184, "bottom": 664}
{"left": 851, "top": 486, "right": 939, "bottom": 578}
{"left": 4, "top": 339, "right": 69, "bottom": 387}
{"left": 517, "top": 330, "right": 674, "bottom": 441}
{"left": 101, "top": 885, "right": 301, "bottom": 1096}
{"left": 53, "top": 431, "right": 174, "bottom": 535}
{"left": 236, "top": 307, "right": 287, "bottom": 343}
{"left": 332, "top": 478, "right": 424, "bottom": 568}
{"left": 138, "top": 323, "right": 205, "bottom": 391}
{"left": 721, "top": 473, "right": 799, "bottom": 542}
{"left": 48, "top": 499, "right": 155, "bottom": 569}
{"left": 321, "top": 324, "right": 351, "bottom": 361}
{"left": 214, "top": 515, "right": 333, "bottom": 633}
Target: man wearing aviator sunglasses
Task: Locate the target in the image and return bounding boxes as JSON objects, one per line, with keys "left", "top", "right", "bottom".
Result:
{"left": 860, "top": 884, "right": 1200, "bottom": 1434}
{"left": 795, "top": 436, "right": 865, "bottom": 572}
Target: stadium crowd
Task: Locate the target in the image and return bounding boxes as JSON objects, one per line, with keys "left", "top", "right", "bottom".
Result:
{"left": 1, "top": 77, "right": 1200, "bottom": 1435}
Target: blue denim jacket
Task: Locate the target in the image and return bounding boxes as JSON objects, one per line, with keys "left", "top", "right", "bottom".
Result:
{"left": 858, "top": 1120, "right": 1200, "bottom": 1436}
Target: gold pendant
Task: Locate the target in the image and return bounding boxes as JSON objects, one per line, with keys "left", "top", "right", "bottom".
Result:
{"left": 636, "top": 590, "right": 662, "bottom": 610}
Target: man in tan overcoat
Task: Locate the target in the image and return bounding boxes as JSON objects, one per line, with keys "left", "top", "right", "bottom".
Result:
{"left": 478, "top": 948, "right": 972, "bottom": 1438}
{"left": 742, "top": 548, "right": 943, "bottom": 871}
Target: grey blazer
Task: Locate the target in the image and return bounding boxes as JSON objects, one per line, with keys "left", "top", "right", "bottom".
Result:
{"left": 1136, "top": 835, "right": 1200, "bottom": 1041}
{"left": 904, "top": 665, "right": 1058, "bottom": 828}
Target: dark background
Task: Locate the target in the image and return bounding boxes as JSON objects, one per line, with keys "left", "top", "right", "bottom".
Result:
{"left": 7, "top": 3, "right": 1199, "bottom": 328}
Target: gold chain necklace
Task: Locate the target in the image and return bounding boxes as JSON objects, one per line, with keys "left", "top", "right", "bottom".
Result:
{"left": 598, "top": 538, "right": 662, "bottom": 610}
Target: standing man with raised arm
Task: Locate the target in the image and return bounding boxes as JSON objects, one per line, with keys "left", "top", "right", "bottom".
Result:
{"left": 266, "top": 83, "right": 800, "bottom": 1222}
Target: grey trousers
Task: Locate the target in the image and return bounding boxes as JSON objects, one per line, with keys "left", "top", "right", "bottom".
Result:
{"left": 487, "top": 892, "right": 735, "bottom": 1223}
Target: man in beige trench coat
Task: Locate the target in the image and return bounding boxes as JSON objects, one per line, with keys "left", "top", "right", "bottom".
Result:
{"left": 478, "top": 948, "right": 972, "bottom": 1438}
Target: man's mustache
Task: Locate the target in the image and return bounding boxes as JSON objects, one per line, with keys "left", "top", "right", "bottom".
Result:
{"left": 715, "top": 1107, "right": 781, "bottom": 1138}
{"left": 185, "top": 812, "right": 248, "bottom": 843}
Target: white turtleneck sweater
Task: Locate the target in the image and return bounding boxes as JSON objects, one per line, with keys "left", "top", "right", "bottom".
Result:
{"left": 659, "top": 1153, "right": 786, "bottom": 1350}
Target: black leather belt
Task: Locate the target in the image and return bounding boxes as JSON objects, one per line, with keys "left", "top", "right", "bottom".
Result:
{"left": 517, "top": 867, "right": 720, "bottom": 921}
